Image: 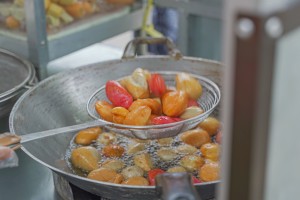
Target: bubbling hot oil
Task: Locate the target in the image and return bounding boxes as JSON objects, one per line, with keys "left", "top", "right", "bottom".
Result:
{"left": 65, "top": 128, "right": 207, "bottom": 178}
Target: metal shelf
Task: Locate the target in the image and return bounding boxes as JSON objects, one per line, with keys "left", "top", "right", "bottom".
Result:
{"left": 0, "top": 1, "right": 144, "bottom": 79}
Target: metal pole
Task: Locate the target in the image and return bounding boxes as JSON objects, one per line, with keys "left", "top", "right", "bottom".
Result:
{"left": 25, "top": 0, "right": 49, "bottom": 79}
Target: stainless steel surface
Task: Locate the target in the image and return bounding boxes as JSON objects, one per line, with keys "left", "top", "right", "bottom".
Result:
{"left": 25, "top": 0, "right": 49, "bottom": 78}
{"left": 156, "top": 173, "right": 201, "bottom": 200}
{"left": 10, "top": 54, "right": 221, "bottom": 200}
{"left": 220, "top": 1, "right": 300, "bottom": 199}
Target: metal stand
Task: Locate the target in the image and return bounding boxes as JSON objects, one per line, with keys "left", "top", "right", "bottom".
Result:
{"left": 220, "top": 1, "right": 300, "bottom": 200}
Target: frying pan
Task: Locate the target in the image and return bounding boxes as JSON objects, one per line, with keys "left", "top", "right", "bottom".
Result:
{"left": 9, "top": 38, "right": 222, "bottom": 200}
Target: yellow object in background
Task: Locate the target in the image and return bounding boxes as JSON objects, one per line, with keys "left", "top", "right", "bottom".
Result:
{"left": 105, "top": 0, "right": 135, "bottom": 5}
{"left": 44, "top": 0, "right": 51, "bottom": 10}
{"left": 2, "top": 0, "right": 124, "bottom": 31}
{"left": 14, "top": 0, "right": 50, "bottom": 10}
{"left": 59, "top": 0, "right": 78, "bottom": 6}
{"left": 65, "top": 2, "right": 85, "bottom": 19}
{"left": 48, "top": 3, "right": 64, "bottom": 18}
{"left": 5, "top": 16, "right": 21, "bottom": 29}
{"left": 141, "top": 0, "right": 163, "bottom": 38}
{"left": 46, "top": 14, "right": 61, "bottom": 28}
{"left": 9, "top": 7, "right": 25, "bottom": 22}
{"left": 83, "top": 2, "right": 95, "bottom": 14}
{"left": 14, "top": 0, "right": 24, "bottom": 7}
{"left": 60, "top": 11, "right": 74, "bottom": 23}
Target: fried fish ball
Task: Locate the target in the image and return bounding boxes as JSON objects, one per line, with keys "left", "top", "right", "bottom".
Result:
{"left": 127, "top": 143, "right": 146, "bottom": 155}
{"left": 97, "top": 132, "right": 116, "bottom": 145}
{"left": 198, "top": 117, "right": 221, "bottom": 136}
{"left": 75, "top": 127, "right": 102, "bottom": 145}
{"left": 157, "top": 148, "right": 177, "bottom": 161}
{"left": 129, "top": 99, "right": 162, "bottom": 115}
{"left": 95, "top": 100, "right": 114, "bottom": 122}
{"left": 162, "top": 91, "right": 188, "bottom": 117}
{"left": 180, "top": 129, "right": 211, "bottom": 148}
{"left": 121, "top": 166, "right": 144, "bottom": 179}
{"left": 103, "top": 145, "right": 125, "bottom": 158}
{"left": 122, "top": 176, "right": 149, "bottom": 186}
{"left": 111, "top": 107, "right": 129, "bottom": 124}
{"left": 123, "top": 68, "right": 150, "bottom": 99}
{"left": 180, "top": 155, "right": 205, "bottom": 172}
{"left": 167, "top": 166, "right": 187, "bottom": 173}
{"left": 157, "top": 138, "right": 173, "bottom": 146}
{"left": 199, "top": 162, "right": 220, "bottom": 182}
{"left": 101, "top": 160, "right": 125, "bottom": 171}
{"left": 71, "top": 146, "right": 100, "bottom": 172}
{"left": 88, "top": 168, "right": 123, "bottom": 184}
{"left": 123, "top": 106, "right": 152, "bottom": 126}
{"left": 176, "top": 144, "right": 198, "bottom": 155}
{"left": 200, "top": 143, "right": 220, "bottom": 161}
{"left": 176, "top": 72, "right": 202, "bottom": 100}
{"left": 180, "top": 106, "right": 204, "bottom": 120}
{"left": 131, "top": 139, "right": 150, "bottom": 144}
{"left": 134, "top": 153, "right": 153, "bottom": 171}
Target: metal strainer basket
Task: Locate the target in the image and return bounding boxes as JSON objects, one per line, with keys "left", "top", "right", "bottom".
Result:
{"left": 87, "top": 71, "right": 221, "bottom": 139}
{"left": 4, "top": 71, "right": 220, "bottom": 147}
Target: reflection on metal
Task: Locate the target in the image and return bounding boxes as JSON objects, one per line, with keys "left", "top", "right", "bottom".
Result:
{"left": 236, "top": 18, "right": 255, "bottom": 39}
{"left": 265, "top": 17, "right": 283, "bottom": 38}
{"left": 221, "top": 1, "right": 300, "bottom": 200}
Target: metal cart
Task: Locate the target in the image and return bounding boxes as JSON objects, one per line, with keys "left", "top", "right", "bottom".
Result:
{"left": 0, "top": 0, "right": 144, "bottom": 79}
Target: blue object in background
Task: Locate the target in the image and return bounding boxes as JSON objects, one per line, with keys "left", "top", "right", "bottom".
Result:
{"left": 148, "top": 7, "right": 179, "bottom": 55}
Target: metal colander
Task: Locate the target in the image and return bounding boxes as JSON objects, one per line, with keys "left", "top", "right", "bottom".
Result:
{"left": 87, "top": 71, "right": 221, "bottom": 139}
{"left": 0, "top": 49, "right": 35, "bottom": 120}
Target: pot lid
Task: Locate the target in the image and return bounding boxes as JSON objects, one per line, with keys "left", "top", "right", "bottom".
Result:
{"left": 0, "top": 49, "right": 34, "bottom": 98}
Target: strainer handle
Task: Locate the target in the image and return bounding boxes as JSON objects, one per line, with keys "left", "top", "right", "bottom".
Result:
{"left": 122, "top": 37, "right": 183, "bottom": 59}
{"left": 1, "top": 120, "right": 106, "bottom": 149}
{"left": 156, "top": 173, "right": 201, "bottom": 200}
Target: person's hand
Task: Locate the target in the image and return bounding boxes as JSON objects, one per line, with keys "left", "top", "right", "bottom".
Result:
{"left": 0, "top": 146, "right": 13, "bottom": 161}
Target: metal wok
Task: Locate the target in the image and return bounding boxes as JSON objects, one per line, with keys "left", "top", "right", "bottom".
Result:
{"left": 9, "top": 38, "right": 222, "bottom": 200}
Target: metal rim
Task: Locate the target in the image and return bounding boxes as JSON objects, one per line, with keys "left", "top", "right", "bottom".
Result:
{"left": 9, "top": 55, "right": 222, "bottom": 190}
{"left": 0, "top": 49, "right": 35, "bottom": 100}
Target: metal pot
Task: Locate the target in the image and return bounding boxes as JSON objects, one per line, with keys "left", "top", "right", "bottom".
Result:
{"left": 0, "top": 49, "right": 36, "bottom": 131}
{"left": 9, "top": 38, "right": 222, "bottom": 200}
